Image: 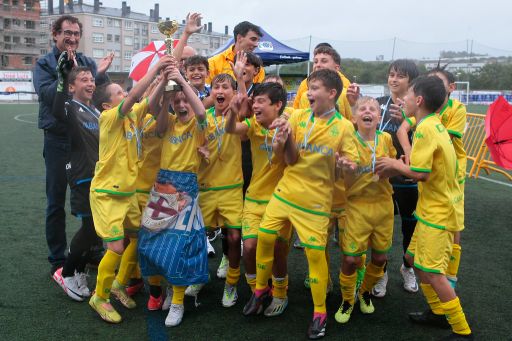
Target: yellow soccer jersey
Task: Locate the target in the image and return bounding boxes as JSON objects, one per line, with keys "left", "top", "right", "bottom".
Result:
{"left": 91, "top": 98, "right": 149, "bottom": 196}
{"left": 273, "top": 109, "right": 359, "bottom": 216}
{"left": 207, "top": 45, "right": 265, "bottom": 84}
{"left": 407, "top": 99, "right": 467, "bottom": 184}
{"left": 135, "top": 114, "right": 163, "bottom": 192}
{"left": 410, "top": 114, "right": 464, "bottom": 231}
{"left": 346, "top": 131, "right": 397, "bottom": 200}
{"left": 198, "top": 107, "right": 243, "bottom": 190}
{"left": 160, "top": 114, "right": 206, "bottom": 174}
{"left": 242, "top": 116, "right": 286, "bottom": 203}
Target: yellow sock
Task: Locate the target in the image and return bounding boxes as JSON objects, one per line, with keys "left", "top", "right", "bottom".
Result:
{"left": 171, "top": 285, "right": 186, "bottom": 305}
{"left": 420, "top": 283, "right": 443, "bottom": 315}
{"left": 359, "top": 262, "right": 385, "bottom": 294}
{"left": 305, "top": 248, "right": 328, "bottom": 314}
{"left": 116, "top": 238, "right": 138, "bottom": 286}
{"left": 226, "top": 266, "right": 240, "bottom": 286}
{"left": 339, "top": 271, "right": 357, "bottom": 306}
{"left": 95, "top": 249, "right": 122, "bottom": 300}
{"left": 446, "top": 244, "right": 462, "bottom": 279}
{"left": 147, "top": 275, "right": 162, "bottom": 287}
{"left": 131, "top": 264, "right": 142, "bottom": 280}
{"left": 255, "top": 230, "right": 277, "bottom": 291}
{"left": 440, "top": 297, "right": 472, "bottom": 335}
{"left": 245, "top": 273, "right": 256, "bottom": 292}
{"left": 272, "top": 275, "right": 288, "bottom": 299}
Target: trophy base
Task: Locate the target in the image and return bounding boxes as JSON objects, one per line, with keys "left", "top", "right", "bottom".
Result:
{"left": 165, "top": 81, "right": 182, "bottom": 92}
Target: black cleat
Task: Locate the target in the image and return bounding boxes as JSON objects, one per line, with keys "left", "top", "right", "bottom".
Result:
{"left": 243, "top": 288, "right": 269, "bottom": 316}
{"left": 408, "top": 309, "right": 450, "bottom": 329}
{"left": 439, "top": 332, "right": 474, "bottom": 340}
{"left": 307, "top": 315, "right": 327, "bottom": 339}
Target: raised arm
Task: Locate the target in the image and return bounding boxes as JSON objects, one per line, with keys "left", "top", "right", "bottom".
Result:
{"left": 225, "top": 93, "right": 249, "bottom": 135}
{"left": 147, "top": 74, "right": 167, "bottom": 116}
{"left": 270, "top": 117, "right": 298, "bottom": 165}
{"left": 173, "top": 13, "right": 202, "bottom": 62}
{"left": 397, "top": 119, "right": 412, "bottom": 164}
{"left": 156, "top": 91, "right": 172, "bottom": 138}
{"left": 50, "top": 50, "right": 75, "bottom": 121}
{"left": 167, "top": 65, "right": 206, "bottom": 123}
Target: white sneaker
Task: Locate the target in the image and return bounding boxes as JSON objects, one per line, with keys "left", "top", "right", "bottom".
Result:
{"left": 185, "top": 283, "right": 205, "bottom": 297}
{"left": 400, "top": 264, "right": 419, "bottom": 293}
{"left": 264, "top": 296, "right": 288, "bottom": 317}
{"left": 75, "top": 271, "right": 91, "bottom": 297}
{"left": 217, "top": 255, "right": 228, "bottom": 279}
{"left": 165, "top": 303, "right": 184, "bottom": 327}
{"left": 207, "top": 237, "right": 215, "bottom": 257}
{"left": 371, "top": 270, "right": 388, "bottom": 298}
{"left": 62, "top": 275, "right": 85, "bottom": 302}
{"left": 162, "top": 286, "right": 174, "bottom": 310}
{"left": 221, "top": 283, "right": 238, "bottom": 307}
{"left": 208, "top": 228, "right": 221, "bottom": 242}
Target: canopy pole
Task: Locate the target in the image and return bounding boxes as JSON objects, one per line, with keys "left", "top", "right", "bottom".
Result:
{"left": 307, "top": 35, "right": 312, "bottom": 75}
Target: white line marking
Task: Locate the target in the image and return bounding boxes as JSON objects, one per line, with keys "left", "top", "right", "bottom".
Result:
{"left": 14, "top": 113, "right": 37, "bottom": 124}
{"left": 477, "top": 175, "right": 512, "bottom": 188}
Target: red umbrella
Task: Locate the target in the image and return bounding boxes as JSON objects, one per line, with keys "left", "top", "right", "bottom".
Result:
{"left": 485, "top": 96, "right": 512, "bottom": 169}
{"left": 129, "top": 40, "right": 179, "bottom": 81}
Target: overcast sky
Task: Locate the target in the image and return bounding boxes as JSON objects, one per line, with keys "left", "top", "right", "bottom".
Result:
{"left": 100, "top": 0, "right": 512, "bottom": 60}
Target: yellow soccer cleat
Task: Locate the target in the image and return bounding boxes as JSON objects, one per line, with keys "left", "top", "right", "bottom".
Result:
{"left": 89, "top": 294, "right": 122, "bottom": 323}
{"left": 334, "top": 300, "right": 353, "bottom": 324}
{"left": 358, "top": 291, "right": 375, "bottom": 314}
{"left": 111, "top": 280, "right": 137, "bottom": 309}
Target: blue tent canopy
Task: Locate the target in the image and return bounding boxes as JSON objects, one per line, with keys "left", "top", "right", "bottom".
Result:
{"left": 210, "top": 28, "right": 309, "bottom": 66}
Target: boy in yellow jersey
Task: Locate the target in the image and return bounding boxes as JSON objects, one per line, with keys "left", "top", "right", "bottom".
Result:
{"left": 137, "top": 64, "right": 208, "bottom": 327}
{"left": 225, "top": 81, "right": 291, "bottom": 316}
{"left": 376, "top": 76, "right": 472, "bottom": 340}
{"left": 197, "top": 73, "right": 244, "bottom": 307}
{"left": 397, "top": 67, "right": 467, "bottom": 289}
{"left": 263, "top": 75, "right": 294, "bottom": 117}
{"left": 293, "top": 46, "right": 359, "bottom": 120}
{"left": 88, "top": 55, "right": 173, "bottom": 323}
{"left": 244, "top": 69, "right": 359, "bottom": 340}
{"left": 334, "top": 96, "right": 396, "bottom": 324}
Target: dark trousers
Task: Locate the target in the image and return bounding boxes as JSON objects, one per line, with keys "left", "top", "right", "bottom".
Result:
{"left": 43, "top": 131, "right": 70, "bottom": 267}
{"left": 392, "top": 185, "right": 418, "bottom": 267}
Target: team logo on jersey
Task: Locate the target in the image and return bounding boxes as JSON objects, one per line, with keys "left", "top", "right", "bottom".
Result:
{"left": 329, "top": 125, "right": 340, "bottom": 137}
{"left": 414, "top": 132, "right": 424, "bottom": 139}
{"left": 126, "top": 131, "right": 134, "bottom": 140}
{"left": 297, "top": 142, "right": 334, "bottom": 156}
{"left": 349, "top": 241, "right": 357, "bottom": 251}
{"left": 170, "top": 131, "right": 193, "bottom": 144}
{"left": 299, "top": 121, "right": 307, "bottom": 128}
{"left": 436, "top": 124, "right": 446, "bottom": 133}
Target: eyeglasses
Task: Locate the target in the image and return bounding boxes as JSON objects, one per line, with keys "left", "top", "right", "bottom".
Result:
{"left": 61, "top": 30, "right": 81, "bottom": 38}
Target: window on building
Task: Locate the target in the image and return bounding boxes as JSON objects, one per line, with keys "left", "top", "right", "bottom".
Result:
{"left": 25, "top": 21, "right": 35, "bottom": 29}
{"left": 124, "top": 37, "right": 133, "bottom": 46}
{"left": 13, "top": 36, "right": 20, "bottom": 43}
{"left": 25, "top": 37, "right": 36, "bottom": 45}
{"left": 114, "top": 65, "right": 120, "bottom": 72}
{"left": 40, "top": 21, "right": 49, "bottom": 29}
{"left": 107, "top": 18, "right": 113, "bottom": 27}
{"left": 124, "top": 51, "right": 132, "bottom": 60}
{"left": 92, "top": 17, "right": 103, "bottom": 27}
{"left": 202, "top": 36, "right": 208, "bottom": 44}
{"left": 113, "top": 19, "right": 121, "bottom": 27}
{"left": 24, "top": 0, "right": 35, "bottom": 11}
{"left": 115, "top": 35, "right": 120, "bottom": 43}
{"left": 12, "top": 0, "right": 19, "bottom": 7}
{"left": 1, "top": 55, "right": 9, "bottom": 67}
{"left": 125, "top": 21, "right": 133, "bottom": 30}
{"left": 4, "top": 18, "right": 11, "bottom": 29}
{"left": 4, "top": 36, "right": 10, "bottom": 42}
{"left": 93, "top": 49, "right": 104, "bottom": 58}
{"left": 23, "top": 56, "right": 33, "bottom": 65}
{"left": 40, "top": 49, "right": 47, "bottom": 55}
{"left": 92, "top": 33, "right": 104, "bottom": 43}
{"left": 151, "top": 25, "right": 158, "bottom": 33}
{"left": 107, "top": 34, "right": 112, "bottom": 42}
{"left": 142, "top": 39, "right": 148, "bottom": 46}
{"left": 4, "top": 44, "right": 11, "bottom": 50}
{"left": 12, "top": 19, "right": 21, "bottom": 26}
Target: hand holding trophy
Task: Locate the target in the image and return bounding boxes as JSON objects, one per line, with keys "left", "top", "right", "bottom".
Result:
{"left": 158, "top": 19, "right": 182, "bottom": 91}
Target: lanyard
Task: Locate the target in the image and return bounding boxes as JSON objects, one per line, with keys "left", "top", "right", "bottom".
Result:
{"left": 379, "top": 96, "right": 392, "bottom": 131}
{"left": 131, "top": 116, "right": 154, "bottom": 160}
{"left": 263, "top": 127, "right": 279, "bottom": 165}
{"left": 246, "top": 83, "right": 254, "bottom": 95}
{"left": 212, "top": 110, "right": 225, "bottom": 156}
{"left": 71, "top": 99, "right": 100, "bottom": 120}
{"left": 302, "top": 108, "right": 335, "bottom": 150}
{"left": 356, "top": 131, "right": 379, "bottom": 174}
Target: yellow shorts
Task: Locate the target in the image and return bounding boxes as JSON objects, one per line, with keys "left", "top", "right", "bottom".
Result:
{"left": 342, "top": 198, "right": 394, "bottom": 256}
{"left": 406, "top": 221, "right": 454, "bottom": 274}
{"left": 260, "top": 195, "right": 330, "bottom": 250}
{"left": 242, "top": 199, "right": 292, "bottom": 241}
{"left": 90, "top": 191, "right": 139, "bottom": 241}
{"left": 122, "top": 191, "right": 151, "bottom": 235}
{"left": 199, "top": 187, "right": 243, "bottom": 229}
{"left": 331, "top": 208, "right": 346, "bottom": 248}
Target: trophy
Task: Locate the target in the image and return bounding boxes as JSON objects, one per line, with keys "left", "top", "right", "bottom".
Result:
{"left": 158, "top": 20, "right": 182, "bottom": 91}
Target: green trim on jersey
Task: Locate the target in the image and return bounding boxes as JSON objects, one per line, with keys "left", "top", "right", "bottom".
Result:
{"left": 414, "top": 262, "right": 442, "bottom": 274}
{"left": 273, "top": 193, "right": 330, "bottom": 217}
{"left": 259, "top": 227, "right": 278, "bottom": 235}
{"left": 342, "top": 249, "right": 366, "bottom": 257}
{"left": 410, "top": 166, "right": 432, "bottom": 173}
{"left": 94, "top": 188, "right": 135, "bottom": 196}
{"left": 244, "top": 118, "right": 251, "bottom": 127}
{"left": 224, "top": 223, "right": 242, "bottom": 229}
{"left": 331, "top": 207, "right": 346, "bottom": 213}
{"left": 199, "top": 182, "right": 243, "bottom": 192}
{"left": 300, "top": 242, "right": 325, "bottom": 251}
{"left": 136, "top": 189, "right": 150, "bottom": 194}
{"left": 372, "top": 245, "right": 392, "bottom": 254}
{"left": 103, "top": 236, "right": 125, "bottom": 242}
{"left": 414, "top": 212, "right": 446, "bottom": 230}
{"left": 245, "top": 196, "right": 270, "bottom": 204}
{"left": 406, "top": 249, "right": 415, "bottom": 258}
{"left": 242, "top": 234, "right": 258, "bottom": 240}
{"left": 416, "top": 113, "right": 436, "bottom": 127}
{"left": 448, "top": 129, "right": 463, "bottom": 138}
{"left": 117, "top": 99, "right": 126, "bottom": 119}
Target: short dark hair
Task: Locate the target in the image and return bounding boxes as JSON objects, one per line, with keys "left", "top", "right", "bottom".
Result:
{"left": 263, "top": 74, "right": 284, "bottom": 85}
{"left": 93, "top": 82, "right": 113, "bottom": 110}
{"left": 234, "top": 51, "right": 262, "bottom": 69}
{"left": 428, "top": 62, "right": 456, "bottom": 83}
{"left": 51, "top": 15, "right": 83, "bottom": 43}
{"left": 314, "top": 46, "right": 341, "bottom": 66}
{"left": 68, "top": 66, "right": 93, "bottom": 84}
{"left": 307, "top": 69, "right": 343, "bottom": 103}
{"left": 184, "top": 55, "right": 209, "bottom": 71}
{"left": 233, "top": 21, "right": 262, "bottom": 38}
{"left": 211, "top": 73, "right": 236, "bottom": 89}
{"left": 314, "top": 42, "right": 332, "bottom": 53}
{"left": 388, "top": 59, "right": 419, "bottom": 82}
{"left": 252, "top": 82, "right": 288, "bottom": 115}
{"left": 410, "top": 75, "right": 446, "bottom": 113}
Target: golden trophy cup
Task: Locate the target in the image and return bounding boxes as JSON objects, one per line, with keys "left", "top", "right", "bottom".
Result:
{"left": 158, "top": 20, "right": 182, "bottom": 91}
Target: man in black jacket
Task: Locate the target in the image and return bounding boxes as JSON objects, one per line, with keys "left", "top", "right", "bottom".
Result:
{"left": 33, "top": 15, "right": 112, "bottom": 275}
